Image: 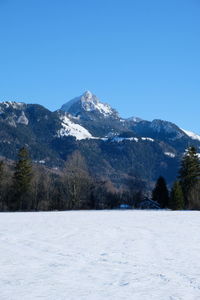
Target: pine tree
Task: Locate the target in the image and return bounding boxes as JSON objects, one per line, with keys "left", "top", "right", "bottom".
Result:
{"left": 152, "top": 176, "right": 169, "bottom": 208}
{"left": 11, "top": 147, "right": 32, "bottom": 211}
{"left": 169, "top": 181, "right": 184, "bottom": 210}
{"left": 178, "top": 146, "right": 200, "bottom": 208}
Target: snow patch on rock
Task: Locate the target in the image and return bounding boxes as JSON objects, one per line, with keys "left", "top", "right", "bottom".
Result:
{"left": 141, "top": 137, "right": 154, "bottom": 142}
{"left": 1, "top": 101, "right": 25, "bottom": 110}
{"left": 17, "top": 111, "right": 29, "bottom": 125}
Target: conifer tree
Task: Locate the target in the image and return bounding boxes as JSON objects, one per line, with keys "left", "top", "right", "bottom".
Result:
{"left": 11, "top": 147, "right": 32, "bottom": 211}
{"left": 169, "top": 181, "right": 184, "bottom": 210}
{"left": 178, "top": 146, "right": 200, "bottom": 208}
{"left": 152, "top": 176, "right": 169, "bottom": 208}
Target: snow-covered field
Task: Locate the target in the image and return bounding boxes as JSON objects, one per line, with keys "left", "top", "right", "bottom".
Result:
{"left": 0, "top": 210, "right": 200, "bottom": 300}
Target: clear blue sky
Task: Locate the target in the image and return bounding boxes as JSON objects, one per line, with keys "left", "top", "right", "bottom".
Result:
{"left": 0, "top": 0, "right": 200, "bottom": 132}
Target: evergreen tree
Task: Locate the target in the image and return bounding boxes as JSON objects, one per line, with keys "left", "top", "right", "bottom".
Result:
{"left": 152, "top": 176, "right": 169, "bottom": 208}
{"left": 169, "top": 181, "right": 184, "bottom": 210}
{"left": 178, "top": 146, "right": 200, "bottom": 208}
{"left": 11, "top": 147, "right": 32, "bottom": 211}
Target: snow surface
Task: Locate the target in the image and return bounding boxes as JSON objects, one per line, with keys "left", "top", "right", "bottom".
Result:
{"left": 1, "top": 210, "right": 200, "bottom": 300}
{"left": 126, "top": 116, "right": 143, "bottom": 123}
{"left": 141, "top": 137, "right": 154, "bottom": 142}
{"left": 109, "top": 137, "right": 154, "bottom": 143}
{"left": 181, "top": 129, "right": 200, "bottom": 142}
{"left": 57, "top": 115, "right": 93, "bottom": 140}
{"left": 164, "top": 152, "right": 176, "bottom": 158}
{"left": 111, "top": 137, "right": 139, "bottom": 142}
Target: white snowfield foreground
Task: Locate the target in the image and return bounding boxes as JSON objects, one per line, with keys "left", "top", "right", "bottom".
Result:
{"left": 0, "top": 211, "right": 200, "bottom": 300}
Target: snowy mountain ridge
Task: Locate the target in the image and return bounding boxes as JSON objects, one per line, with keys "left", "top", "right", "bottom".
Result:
{"left": 0, "top": 101, "right": 26, "bottom": 111}
{"left": 181, "top": 129, "right": 200, "bottom": 142}
{"left": 0, "top": 94, "right": 200, "bottom": 187}
{"left": 60, "top": 91, "right": 200, "bottom": 142}
{"left": 1, "top": 94, "right": 200, "bottom": 143}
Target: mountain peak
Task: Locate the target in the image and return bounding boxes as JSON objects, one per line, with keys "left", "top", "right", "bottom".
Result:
{"left": 83, "top": 90, "right": 93, "bottom": 100}
{"left": 80, "top": 90, "right": 99, "bottom": 111}
{"left": 60, "top": 91, "right": 119, "bottom": 119}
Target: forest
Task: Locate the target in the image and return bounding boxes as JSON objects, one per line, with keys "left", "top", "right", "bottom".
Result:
{"left": 0, "top": 146, "right": 199, "bottom": 211}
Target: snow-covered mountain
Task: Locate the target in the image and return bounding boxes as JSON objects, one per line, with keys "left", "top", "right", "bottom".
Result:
{"left": 0, "top": 92, "right": 200, "bottom": 187}
{"left": 61, "top": 91, "right": 119, "bottom": 120}
{"left": 60, "top": 91, "right": 125, "bottom": 137}
{"left": 1, "top": 94, "right": 200, "bottom": 147}
{"left": 60, "top": 91, "right": 200, "bottom": 144}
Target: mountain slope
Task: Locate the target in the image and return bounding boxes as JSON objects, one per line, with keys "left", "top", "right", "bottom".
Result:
{"left": 0, "top": 93, "right": 199, "bottom": 189}
{"left": 60, "top": 91, "right": 125, "bottom": 137}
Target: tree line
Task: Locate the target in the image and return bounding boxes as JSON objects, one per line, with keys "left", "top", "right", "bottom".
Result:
{"left": 0, "top": 147, "right": 144, "bottom": 211}
{"left": 152, "top": 146, "right": 200, "bottom": 210}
